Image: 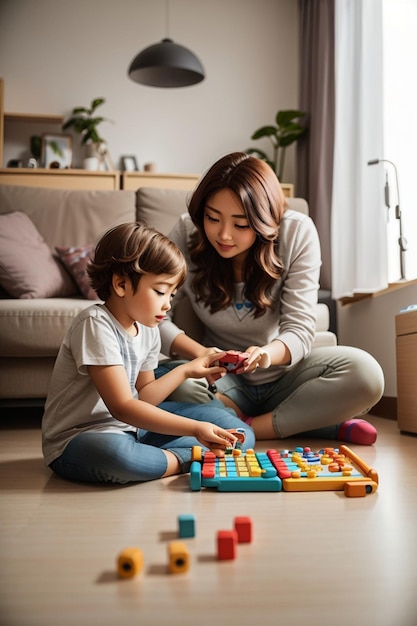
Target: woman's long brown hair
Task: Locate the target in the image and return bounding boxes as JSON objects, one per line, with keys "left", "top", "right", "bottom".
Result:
{"left": 188, "top": 152, "right": 287, "bottom": 317}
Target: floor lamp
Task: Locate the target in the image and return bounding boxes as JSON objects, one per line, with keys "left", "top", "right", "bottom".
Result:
{"left": 368, "top": 158, "right": 407, "bottom": 280}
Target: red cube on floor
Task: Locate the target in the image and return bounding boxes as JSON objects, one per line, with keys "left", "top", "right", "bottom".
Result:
{"left": 217, "top": 529, "right": 238, "bottom": 560}
{"left": 234, "top": 516, "right": 253, "bottom": 543}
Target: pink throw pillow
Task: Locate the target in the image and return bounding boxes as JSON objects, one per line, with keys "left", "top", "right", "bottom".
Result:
{"left": 55, "top": 245, "right": 99, "bottom": 300}
{"left": 0, "top": 212, "right": 76, "bottom": 299}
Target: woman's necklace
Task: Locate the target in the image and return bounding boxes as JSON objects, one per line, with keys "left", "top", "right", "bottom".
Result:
{"left": 233, "top": 283, "right": 253, "bottom": 319}
{"left": 235, "top": 301, "right": 253, "bottom": 311}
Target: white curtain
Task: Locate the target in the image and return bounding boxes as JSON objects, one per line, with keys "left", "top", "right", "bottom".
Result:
{"left": 383, "top": 0, "right": 417, "bottom": 284}
{"left": 331, "top": 0, "right": 388, "bottom": 300}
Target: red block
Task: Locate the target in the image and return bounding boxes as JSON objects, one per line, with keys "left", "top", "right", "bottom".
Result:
{"left": 234, "top": 516, "right": 253, "bottom": 543}
{"left": 217, "top": 530, "right": 238, "bottom": 560}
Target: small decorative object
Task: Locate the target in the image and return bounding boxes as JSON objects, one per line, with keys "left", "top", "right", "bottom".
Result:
{"left": 144, "top": 162, "right": 156, "bottom": 172}
{"left": 30, "top": 135, "right": 42, "bottom": 165}
{"left": 83, "top": 157, "right": 99, "bottom": 171}
{"left": 121, "top": 155, "right": 139, "bottom": 171}
{"left": 246, "top": 109, "right": 307, "bottom": 181}
{"left": 21, "top": 158, "right": 37, "bottom": 168}
{"left": 62, "top": 97, "right": 111, "bottom": 168}
{"left": 41, "top": 134, "right": 72, "bottom": 169}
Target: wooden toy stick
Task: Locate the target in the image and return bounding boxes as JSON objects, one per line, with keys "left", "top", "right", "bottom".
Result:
{"left": 340, "top": 445, "right": 379, "bottom": 484}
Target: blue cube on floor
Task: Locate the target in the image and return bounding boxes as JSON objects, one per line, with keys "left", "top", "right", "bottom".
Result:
{"left": 178, "top": 513, "right": 196, "bottom": 538}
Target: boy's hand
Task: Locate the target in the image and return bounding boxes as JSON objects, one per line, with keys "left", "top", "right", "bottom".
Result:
{"left": 185, "top": 352, "right": 228, "bottom": 386}
{"left": 194, "top": 423, "right": 237, "bottom": 457}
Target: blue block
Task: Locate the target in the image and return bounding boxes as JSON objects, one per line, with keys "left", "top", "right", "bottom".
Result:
{"left": 178, "top": 513, "right": 196, "bottom": 538}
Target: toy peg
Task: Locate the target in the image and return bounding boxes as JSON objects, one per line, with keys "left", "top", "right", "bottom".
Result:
{"left": 168, "top": 541, "right": 190, "bottom": 574}
{"left": 191, "top": 445, "right": 202, "bottom": 461}
{"left": 117, "top": 547, "right": 143, "bottom": 578}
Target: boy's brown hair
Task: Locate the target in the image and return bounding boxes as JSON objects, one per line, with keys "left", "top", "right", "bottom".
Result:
{"left": 87, "top": 222, "right": 187, "bottom": 301}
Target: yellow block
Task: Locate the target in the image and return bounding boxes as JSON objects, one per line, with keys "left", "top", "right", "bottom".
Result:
{"left": 168, "top": 541, "right": 190, "bottom": 574}
{"left": 117, "top": 547, "right": 143, "bottom": 578}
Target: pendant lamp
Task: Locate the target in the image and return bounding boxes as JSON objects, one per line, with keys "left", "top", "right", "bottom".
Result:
{"left": 127, "top": 2, "right": 205, "bottom": 88}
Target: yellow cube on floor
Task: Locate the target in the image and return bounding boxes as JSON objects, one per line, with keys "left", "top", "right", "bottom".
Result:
{"left": 117, "top": 547, "right": 143, "bottom": 578}
{"left": 168, "top": 541, "right": 190, "bottom": 574}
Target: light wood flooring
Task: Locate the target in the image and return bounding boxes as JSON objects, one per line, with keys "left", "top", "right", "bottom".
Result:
{"left": 1, "top": 412, "right": 416, "bottom": 626}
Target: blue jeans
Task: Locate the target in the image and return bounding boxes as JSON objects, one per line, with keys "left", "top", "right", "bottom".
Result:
{"left": 49, "top": 400, "right": 255, "bottom": 484}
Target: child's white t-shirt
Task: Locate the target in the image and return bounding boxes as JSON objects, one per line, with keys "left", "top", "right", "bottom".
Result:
{"left": 42, "top": 304, "right": 160, "bottom": 466}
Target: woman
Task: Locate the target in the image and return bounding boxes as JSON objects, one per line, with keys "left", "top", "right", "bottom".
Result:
{"left": 158, "top": 152, "right": 384, "bottom": 444}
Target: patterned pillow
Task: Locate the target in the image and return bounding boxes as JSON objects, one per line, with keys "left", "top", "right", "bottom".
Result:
{"left": 0, "top": 212, "right": 76, "bottom": 299}
{"left": 55, "top": 245, "right": 99, "bottom": 300}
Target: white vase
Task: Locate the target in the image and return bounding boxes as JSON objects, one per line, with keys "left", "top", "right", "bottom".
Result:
{"left": 83, "top": 157, "right": 99, "bottom": 171}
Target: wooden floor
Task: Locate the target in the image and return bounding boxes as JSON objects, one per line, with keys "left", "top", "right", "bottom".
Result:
{"left": 1, "top": 412, "right": 417, "bottom": 626}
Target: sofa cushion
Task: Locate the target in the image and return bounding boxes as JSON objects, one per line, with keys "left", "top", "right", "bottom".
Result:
{"left": 136, "top": 187, "right": 192, "bottom": 236}
{"left": 0, "top": 185, "right": 136, "bottom": 249}
{"left": 0, "top": 298, "right": 95, "bottom": 357}
{"left": 55, "top": 245, "right": 99, "bottom": 300}
{"left": 0, "top": 211, "right": 76, "bottom": 299}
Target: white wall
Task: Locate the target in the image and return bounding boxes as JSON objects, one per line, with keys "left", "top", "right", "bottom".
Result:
{"left": 0, "top": 0, "right": 299, "bottom": 180}
{"left": 337, "top": 282, "right": 417, "bottom": 398}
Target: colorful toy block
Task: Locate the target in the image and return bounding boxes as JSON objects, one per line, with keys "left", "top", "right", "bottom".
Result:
{"left": 168, "top": 541, "right": 190, "bottom": 574}
{"left": 234, "top": 516, "right": 253, "bottom": 543}
{"left": 117, "top": 547, "right": 143, "bottom": 578}
{"left": 178, "top": 513, "right": 195, "bottom": 538}
{"left": 217, "top": 529, "right": 238, "bottom": 560}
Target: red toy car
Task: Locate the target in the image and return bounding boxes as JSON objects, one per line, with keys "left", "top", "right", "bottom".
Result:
{"left": 216, "top": 351, "right": 249, "bottom": 373}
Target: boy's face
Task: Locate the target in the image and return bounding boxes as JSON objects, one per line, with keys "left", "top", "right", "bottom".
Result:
{"left": 113, "top": 272, "right": 181, "bottom": 331}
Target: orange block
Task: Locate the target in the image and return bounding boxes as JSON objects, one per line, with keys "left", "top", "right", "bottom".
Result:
{"left": 344, "top": 481, "right": 378, "bottom": 497}
{"left": 117, "top": 547, "right": 143, "bottom": 578}
{"left": 168, "top": 541, "right": 190, "bottom": 574}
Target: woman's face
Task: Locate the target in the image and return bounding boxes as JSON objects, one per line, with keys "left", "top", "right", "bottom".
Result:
{"left": 203, "top": 188, "right": 257, "bottom": 266}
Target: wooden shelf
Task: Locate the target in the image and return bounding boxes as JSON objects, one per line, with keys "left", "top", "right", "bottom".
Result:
{"left": 0, "top": 168, "right": 120, "bottom": 190}
{"left": 339, "top": 277, "right": 417, "bottom": 306}
{"left": 122, "top": 171, "right": 201, "bottom": 191}
{"left": 4, "top": 112, "right": 64, "bottom": 124}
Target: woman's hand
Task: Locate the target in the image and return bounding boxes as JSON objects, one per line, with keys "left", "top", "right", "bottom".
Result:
{"left": 193, "top": 422, "right": 237, "bottom": 457}
{"left": 243, "top": 346, "right": 272, "bottom": 373}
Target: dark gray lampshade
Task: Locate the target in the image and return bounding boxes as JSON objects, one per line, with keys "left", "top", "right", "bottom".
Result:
{"left": 128, "top": 38, "right": 205, "bottom": 88}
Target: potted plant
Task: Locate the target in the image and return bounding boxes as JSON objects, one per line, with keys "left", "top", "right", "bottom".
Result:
{"left": 246, "top": 109, "right": 307, "bottom": 181}
{"left": 62, "top": 97, "right": 110, "bottom": 167}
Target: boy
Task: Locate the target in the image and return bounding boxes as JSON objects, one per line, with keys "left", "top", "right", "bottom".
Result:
{"left": 42, "top": 222, "right": 255, "bottom": 484}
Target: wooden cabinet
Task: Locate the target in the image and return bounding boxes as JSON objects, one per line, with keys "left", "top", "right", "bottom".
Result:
{"left": 395, "top": 308, "right": 417, "bottom": 433}
{"left": 122, "top": 171, "right": 200, "bottom": 191}
{"left": 0, "top": 168, "right": 120, "bottom": 190}
{"left": 122, "top": 172, "right": 294, "bottom": 197}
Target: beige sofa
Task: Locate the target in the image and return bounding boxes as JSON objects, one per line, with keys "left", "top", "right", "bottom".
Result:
{"left": 0, "top": 183, "right": 336, "bottom": 405}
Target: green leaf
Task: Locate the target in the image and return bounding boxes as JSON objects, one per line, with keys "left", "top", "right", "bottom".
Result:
{"left": 91, "top": 98, "right": 105, "bottom": 110}
{"left": 71, "top": 107, "right": 90, "bottom": 115}
{"left": 279, "top": 128, "right": 307, "bottom": 147}
{"left": 246, "top": 109, "right": 308, "bottom": 180}
{"left": 276, "top": 110, "right": 306, "bottom": 127}
{"left": 251, "top": 125, "right": 277, "bottom": 140}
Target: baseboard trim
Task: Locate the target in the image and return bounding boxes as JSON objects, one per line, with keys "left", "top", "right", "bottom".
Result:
{"left": 369, "top": 396, "right": 397, "bottom": 420}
